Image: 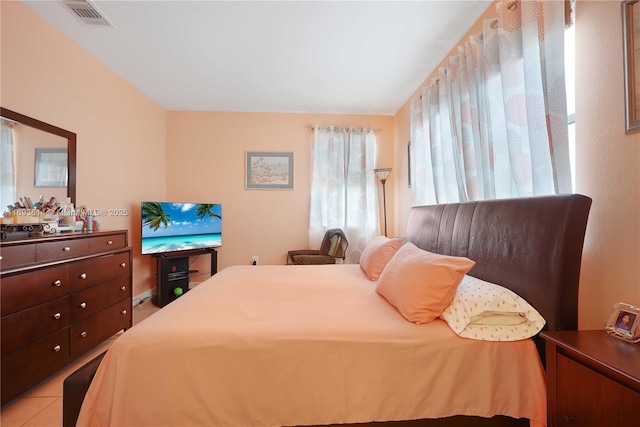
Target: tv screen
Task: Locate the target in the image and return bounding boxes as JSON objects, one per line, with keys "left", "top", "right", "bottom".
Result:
{"left": 141, "top": 202, "right": 222, "bottom": 255}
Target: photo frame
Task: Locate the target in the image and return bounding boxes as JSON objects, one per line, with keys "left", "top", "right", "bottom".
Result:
{"left": 605, "top": 302, "right": 640, "bottom": 343}
{"left": 245, "top": 151, "right": 294, "bottom": 190}
{"left": 34, "top": 148, "right": 68, "bottom": 187}
{"left": 623, "top": 0, "right": 640, "bottom": 134}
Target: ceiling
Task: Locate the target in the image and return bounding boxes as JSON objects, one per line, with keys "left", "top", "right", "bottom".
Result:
{"left": 23, "top": 1, "right": 492, "bottom": 115}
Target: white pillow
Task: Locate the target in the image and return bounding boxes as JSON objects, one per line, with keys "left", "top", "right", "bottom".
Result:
{"left": 440, "top": 275, "right": 546, "bottom": 341}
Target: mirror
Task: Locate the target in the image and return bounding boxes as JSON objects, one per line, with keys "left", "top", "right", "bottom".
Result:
{"left": 0, "top": 107, "right": 76, "bottom": 210}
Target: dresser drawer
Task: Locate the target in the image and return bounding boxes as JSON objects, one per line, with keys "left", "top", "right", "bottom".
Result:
{"left": 70, "top": 299, "right": 131, "bottom": 358}
{"left": 36, "top": 238, "right": 90, "bottom": 263}
{"left": 0, "top": 244, "right": 35, "bottom": 269}
{"left": 89, "top": 234, "right": 126, "bottom": 253}
{"left": 1, "top": 296, "right": 70, "bottom": 356}
{"left": 0, "top": 230, "right": 130, "bottom": 406}
{"left": 69, "top": 251, "right": 130, "bottom": 291}
{"left": 70, "top": 276, "right": 130, "bottom": 322}
{"left": 556, "top": 353, "right": 640, "bottom": 425}
{"left": 1, "top": 328, "right": 70, "bottom": 405}
{"left": 1, "top": 265, "right": 69, "bottom": 315}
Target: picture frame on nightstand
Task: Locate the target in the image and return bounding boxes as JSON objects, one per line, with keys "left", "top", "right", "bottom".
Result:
{"left": 605, "top": 302, "right": 640, "bottom": 343}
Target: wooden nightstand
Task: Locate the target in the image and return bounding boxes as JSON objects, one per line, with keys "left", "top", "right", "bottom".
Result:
{"left": 541, "top": 330, "right": 640, "bottom": 426}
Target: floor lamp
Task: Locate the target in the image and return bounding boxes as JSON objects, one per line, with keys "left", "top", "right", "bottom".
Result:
{"left": 374, "top": 167, "right": 391, "bottom": 237}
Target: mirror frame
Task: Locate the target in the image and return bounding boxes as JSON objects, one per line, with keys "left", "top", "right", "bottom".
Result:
{"left": 623, "top": 0, "right": 640, "bottom": 134}
{"left": 0, "top": 107, "right": 77, "bottom": 203}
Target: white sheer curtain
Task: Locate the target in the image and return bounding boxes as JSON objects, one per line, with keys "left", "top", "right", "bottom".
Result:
{"left": 309, "top": 126, "right": 379, "bottom": 264}
{"left": 410, "top": 0, "right": 571, "bottom": 206}
{"left": 1, "top": 121, "right": 16, "bottom": 212}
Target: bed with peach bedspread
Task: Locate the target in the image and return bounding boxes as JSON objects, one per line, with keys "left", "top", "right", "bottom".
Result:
{"left": 76, "top": 194, "right": 592, "bottom": 427}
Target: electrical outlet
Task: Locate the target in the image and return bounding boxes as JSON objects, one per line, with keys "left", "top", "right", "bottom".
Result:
{"left": 251, "top": 256, "right": 259, "bottom": 265}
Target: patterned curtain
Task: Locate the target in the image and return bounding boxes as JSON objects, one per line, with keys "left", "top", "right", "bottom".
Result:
{"left": 1, "top": 121, "right": 16, "bottom": 212}
{"left": 410, "top": 0, "right": 571, "bottom": 205}
{"left": 309, "top": 126, "right": 379, "bottom": 264}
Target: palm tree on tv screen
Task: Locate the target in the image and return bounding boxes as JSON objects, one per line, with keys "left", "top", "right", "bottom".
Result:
{"left": 195, "top": 204, "right": 221, "bottom": 221}
{"left": 142, "top": 202, "right": 171, "bottom": 231}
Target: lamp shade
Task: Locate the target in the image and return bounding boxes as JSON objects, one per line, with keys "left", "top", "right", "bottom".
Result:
{"left": 374, "top": 167, "right": 392, "bottom": 181}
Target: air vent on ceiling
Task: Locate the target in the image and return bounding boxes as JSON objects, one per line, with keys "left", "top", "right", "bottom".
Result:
{"left": 62, "top": 0, "right": 114, "bottom": 27}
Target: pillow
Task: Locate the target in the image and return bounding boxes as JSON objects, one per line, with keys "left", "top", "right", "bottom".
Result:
{"left": 359, "top": 236, "right": 404, "bottom": 280}
{"left": 440, "top": 275, "right": 546, "bottom": 341}
{"left": 375, "top": 243, "right": 475, "bottom": 324}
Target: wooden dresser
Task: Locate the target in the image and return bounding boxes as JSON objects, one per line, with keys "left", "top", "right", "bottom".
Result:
{"left": 541, "top": 330, "right": 640, "bottom": 426}
{"left": 0, "top": 230, "right": 132, "bottom": 405}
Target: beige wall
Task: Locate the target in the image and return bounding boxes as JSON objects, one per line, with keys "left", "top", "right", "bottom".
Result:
{"left": 393, "top": 1, "right": 640, "bottom": 329}
{"left": 166, "top": 112, "right": 395, "bottom": 283}
{"left": 1, "top": 2, "right": 167, "bottom": 296}
{"left": 574, "top": 0, "right": 640, "bottom": 329}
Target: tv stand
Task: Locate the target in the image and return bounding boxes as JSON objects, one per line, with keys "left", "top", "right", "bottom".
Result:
{"left": 152, "top": 248, "right": 217, "bottom": 307}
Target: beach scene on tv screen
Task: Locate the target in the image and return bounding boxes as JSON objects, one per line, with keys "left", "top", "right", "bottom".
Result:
{"left": 142, "top": 202, "right": 222, "bottom": 254}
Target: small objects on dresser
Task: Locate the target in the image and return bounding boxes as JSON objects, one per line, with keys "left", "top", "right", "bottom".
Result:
{"left": 605, "top": 302, "right": 640, "bottom": 343}
{"left": 58, "top": 197, "right": 75, "bottom": 227}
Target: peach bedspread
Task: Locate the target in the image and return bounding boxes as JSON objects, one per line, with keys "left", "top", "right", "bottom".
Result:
{"left": 77, "top": 265, "right": 546, "bottom": 427}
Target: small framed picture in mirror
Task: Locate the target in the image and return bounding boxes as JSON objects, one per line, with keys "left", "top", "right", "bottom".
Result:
{"left": 34, "top": 148, "right": 68, "bottom": 187}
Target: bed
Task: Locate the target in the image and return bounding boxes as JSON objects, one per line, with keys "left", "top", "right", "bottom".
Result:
{"left": 74, "top": 194, "right": 592, "bottom": 427}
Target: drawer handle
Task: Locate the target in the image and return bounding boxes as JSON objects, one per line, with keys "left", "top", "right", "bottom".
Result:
{"left": 79, "top": 273, "right": 87, "bottom": 280}
{"left": 80, "top": 331, "right": 87, "bottom": 338}
{"left": 52, "top": 279, "right": 62, "bottom": 287}
{"left": 107, "top": 240, "right": 113, "bottom": 245}
{"left": 120, "top": 286, "right": 126, "bottom": 291}
{"left": 53, "top": 312, "right": 62, "bottom": 320}
{"left": 120, "top": 262, "right": 126, "bottom": 268}
{"left": 121, "top": 309, "right": 127, "bottom": 315}
{"left": 63, "top": 247, "right": 71, "bottom": 252}
{"left": 53, "top": 345, "right": 61, "bottom": 352}
{"left": 80, "top": 302, "right": 87, "bottom": 309}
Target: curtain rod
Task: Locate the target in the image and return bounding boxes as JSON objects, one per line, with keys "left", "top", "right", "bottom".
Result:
{"left": 307, "top": 126, "right": 383, "bottom": 133}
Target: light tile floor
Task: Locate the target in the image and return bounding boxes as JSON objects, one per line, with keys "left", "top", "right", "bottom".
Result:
{"left": 0, "top": 300, "right": 160, "bottom": 427}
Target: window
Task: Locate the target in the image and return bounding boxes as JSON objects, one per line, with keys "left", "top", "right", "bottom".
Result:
{"left": 566, "top": 23, "right": 576, "bottom": 191}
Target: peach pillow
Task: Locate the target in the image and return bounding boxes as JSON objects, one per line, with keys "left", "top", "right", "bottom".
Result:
{"left": 359, "top": 236, "right": 404, "bottom": 280}
{"left": 375, "top": 243, "right": 475, "bottom": 324}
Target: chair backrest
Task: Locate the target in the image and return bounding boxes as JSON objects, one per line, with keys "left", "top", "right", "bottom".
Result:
{"left": 319, "top": 228, "right": 348, "bottom": 260}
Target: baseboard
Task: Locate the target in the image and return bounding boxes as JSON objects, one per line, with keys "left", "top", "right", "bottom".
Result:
{"left": 133, "top": 281, "right": 203, "bottom": 307}
{"left": 133, "top": 289, "right": 154, "bottom": 306}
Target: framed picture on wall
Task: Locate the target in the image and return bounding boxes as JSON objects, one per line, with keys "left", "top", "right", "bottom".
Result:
{"left": 623, "top": 0, "right": 640, "bottom": 133}
{"left": 245, "top": 151, "right": 294, "bottom": 190}
{"left": 34, "top": 148, "right": 68, "bottom": 187}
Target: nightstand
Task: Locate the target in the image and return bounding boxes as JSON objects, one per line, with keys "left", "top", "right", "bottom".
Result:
{"left": 541, "top": 330, "right": 640, "bottom": 426}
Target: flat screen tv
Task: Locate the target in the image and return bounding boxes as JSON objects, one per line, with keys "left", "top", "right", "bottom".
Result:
{"left": 141, "top": 202, "right": 222, "bottom": 255}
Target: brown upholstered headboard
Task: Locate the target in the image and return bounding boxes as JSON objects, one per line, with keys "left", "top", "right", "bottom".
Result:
{"left": 405, "top": 194, "right": 592, "bottom": 359}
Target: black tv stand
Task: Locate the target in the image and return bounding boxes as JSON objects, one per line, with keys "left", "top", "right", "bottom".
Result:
{"left": 152, "top": 248, "right": 217, "bottom": 307}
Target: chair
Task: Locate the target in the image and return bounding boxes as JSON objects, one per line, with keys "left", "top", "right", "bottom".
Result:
{"left": 287, "top": 228, "right": 348, "bottom": 265}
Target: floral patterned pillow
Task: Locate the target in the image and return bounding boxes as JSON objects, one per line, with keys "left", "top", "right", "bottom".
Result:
{"left": 440, "top": 275, "right": 546, "bottom": 341}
